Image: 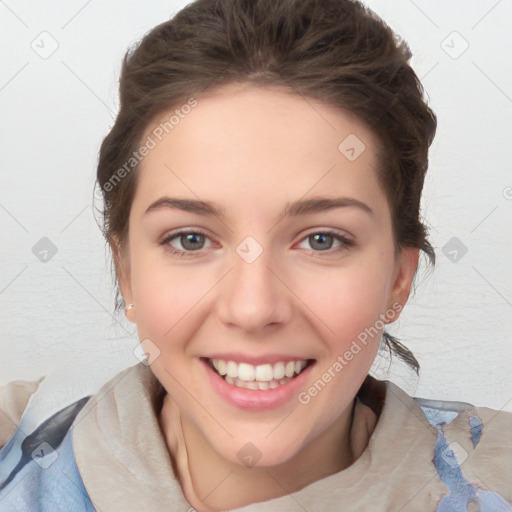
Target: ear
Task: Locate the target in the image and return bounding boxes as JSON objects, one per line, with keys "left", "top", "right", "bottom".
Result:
{"left": 387, "top": 247, "right": 419, "bottom": 314}
{"left": 109, "top": 234, "right": 135, "bottom": 323}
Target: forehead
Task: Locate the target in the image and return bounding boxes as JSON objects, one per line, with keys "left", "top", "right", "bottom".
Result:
{"left": 133, "top": 83, "right": 385, "bottom": 217}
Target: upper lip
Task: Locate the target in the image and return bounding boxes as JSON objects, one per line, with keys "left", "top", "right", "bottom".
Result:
{"left": 201, "top": 354, "right": 315, "bottom": 366}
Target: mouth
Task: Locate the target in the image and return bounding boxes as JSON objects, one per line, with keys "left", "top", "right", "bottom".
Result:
{"left": 203, "top": 357, "right": 315, "bottom": 390}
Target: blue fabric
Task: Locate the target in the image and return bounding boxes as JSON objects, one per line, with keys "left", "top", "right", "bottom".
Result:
{"left": 0, "top": 427, "right": 94, "bottom": 512}
{"left": 0, "top": 399, "right": 509, "bottom": 511}
{"left": 417, "top": 404, "right": 512, "bottom": 512}
{"left": 432, "top": 424, "right": 511, "bottom": 511}
{"left": 469, "top": 415, "right": 483, "bottom": 448}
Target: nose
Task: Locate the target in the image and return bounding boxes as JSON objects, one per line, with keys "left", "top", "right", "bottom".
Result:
{"left": 216, "top": 244, "right": 293, "bottom": 335}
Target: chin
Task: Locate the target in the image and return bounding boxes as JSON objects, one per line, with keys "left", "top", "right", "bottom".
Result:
{"left": 219, "top": 437, "right": 305, "bottom": 469}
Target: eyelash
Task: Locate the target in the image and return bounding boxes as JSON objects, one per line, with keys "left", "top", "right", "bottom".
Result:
{"left": 159, "top": 228, "right": 355, "bottom": 258}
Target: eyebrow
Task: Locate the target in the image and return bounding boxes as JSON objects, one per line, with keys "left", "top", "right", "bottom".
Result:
{"left": 144, "top": 196, "right": 374, "bottom": 218}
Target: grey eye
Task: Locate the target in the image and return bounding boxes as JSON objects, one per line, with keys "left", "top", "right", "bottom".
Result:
{"left": 179, "top": 233, "right": 206, "bottom": 251}
{"left": 308, "top": 233, "right": 334, "bottom": 251}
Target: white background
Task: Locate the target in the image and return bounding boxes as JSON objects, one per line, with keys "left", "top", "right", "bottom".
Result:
{"left": 1, "top": 0, "right": 511, "bottom": 412}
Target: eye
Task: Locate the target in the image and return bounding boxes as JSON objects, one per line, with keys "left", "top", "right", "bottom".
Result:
{"left": 160, "top": 229, "right": 213, "bottom": 257}
{"left": 159, "top": 228, "right": 354, "bottom": 258}
{"left": 297, "top": 230, "right": 354, "bottom": 256}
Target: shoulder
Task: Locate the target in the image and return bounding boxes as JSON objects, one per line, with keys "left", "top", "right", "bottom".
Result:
{"left": 0, "top": 377, "right": 44, "bottom": 448}
{"left": 414, "top": 395, "right": 512, "bottom": 507}
{"left": 415, "top": 395, "right": 512, "bottom": 449}
{"left": 0, "top": 424, "right": 95, "bottom": 511}
{"left": 0, "top": 376, "right": 94, "bottom": 511}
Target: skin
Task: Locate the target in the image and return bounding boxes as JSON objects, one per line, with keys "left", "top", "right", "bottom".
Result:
{"left": 115, "top": 82, "right": 419, "bottom": 511}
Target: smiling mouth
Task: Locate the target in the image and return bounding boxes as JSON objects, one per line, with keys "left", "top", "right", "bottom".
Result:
{"left": 204, "top": 357, "right": 315, "bottom": 390}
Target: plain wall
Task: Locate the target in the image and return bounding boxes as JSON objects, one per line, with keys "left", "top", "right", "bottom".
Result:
{"left": 1, "top": 0, "right": 511, "bottom": 411}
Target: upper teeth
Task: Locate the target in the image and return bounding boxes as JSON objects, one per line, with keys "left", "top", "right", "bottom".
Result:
{"left": 210, "top": 359, "right": 307, "bottom": 382}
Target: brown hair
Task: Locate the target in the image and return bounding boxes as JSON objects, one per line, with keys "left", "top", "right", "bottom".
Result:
{"left": 95, "top": 0, "right": 437, "bottom": 374}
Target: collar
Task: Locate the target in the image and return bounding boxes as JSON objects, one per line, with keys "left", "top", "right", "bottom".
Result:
{"left": 72, "top": 362, "right": 445, "bottom": 511}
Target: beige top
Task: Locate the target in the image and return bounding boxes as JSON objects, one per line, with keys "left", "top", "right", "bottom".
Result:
{"left": 1, "top": 362, "right": 511, "bottom": 510}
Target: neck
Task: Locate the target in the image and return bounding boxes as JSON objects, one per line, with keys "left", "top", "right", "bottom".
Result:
{"left": 163, "top": 399, "right": 357, "bottom": 512}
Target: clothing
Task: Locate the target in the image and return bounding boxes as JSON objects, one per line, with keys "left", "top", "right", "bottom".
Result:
{"left": 0, "top": 362, "right": 511, "bottom": 511}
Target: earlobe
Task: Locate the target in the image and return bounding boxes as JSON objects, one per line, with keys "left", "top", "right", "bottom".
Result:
{"left": 389, "top": 247, "right": 420, "bottom": 313}
{"left": 124, "top": 303, "right": 136, "bottom": 322}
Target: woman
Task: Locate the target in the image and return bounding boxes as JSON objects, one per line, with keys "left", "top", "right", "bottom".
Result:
{"left": 0, "top": 0, "right": 510, "bottom": 510}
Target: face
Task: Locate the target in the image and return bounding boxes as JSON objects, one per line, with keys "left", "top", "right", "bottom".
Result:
{"left": 117, "top": 83, "right": 418, "bottom": 468}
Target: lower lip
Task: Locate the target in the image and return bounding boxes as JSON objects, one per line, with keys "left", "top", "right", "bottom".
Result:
{"left": 200, "top": 358, "right": 314, "bottom": 411}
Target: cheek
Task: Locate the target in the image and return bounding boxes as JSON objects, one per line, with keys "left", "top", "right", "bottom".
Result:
{"left": 296, "top": 255, "right": 395, "bottom": 350}
{"left": 128, "top": 245, "right": 205, "bottom": 343}
{"left": 293, "top": 260, "right": 393, "bottom": 435}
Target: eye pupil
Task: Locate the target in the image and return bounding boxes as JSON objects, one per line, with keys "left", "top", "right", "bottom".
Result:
{"left": 182, "top": 233, "right": 204, "bottom": 250}
{"left": 310, "top": 233, "right": 333, "bottom": 251}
